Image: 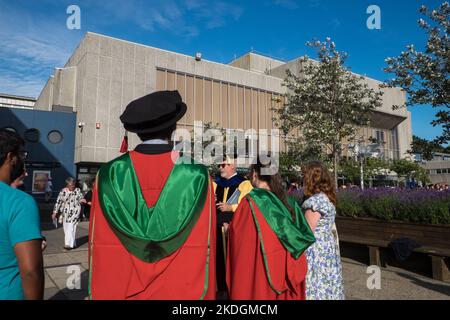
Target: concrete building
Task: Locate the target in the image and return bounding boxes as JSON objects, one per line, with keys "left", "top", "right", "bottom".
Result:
{"left": 415, "top": 152, "right": 450, "bottom": 185}
{"left": 34, "top": 32, "right": 413, "bottom": 183}
{"left": 0, "top": 99, "right": 76, "bottom": 199}
{"left": 0, "top": 93, "right": 35, "bottom": 110}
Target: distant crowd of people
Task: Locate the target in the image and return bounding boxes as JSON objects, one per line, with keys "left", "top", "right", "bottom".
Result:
{"left": 425, "top": 183, "right": 450, "bottom": 191}
{"left": 50, "top": 177, "right": 94, "bottom": 250}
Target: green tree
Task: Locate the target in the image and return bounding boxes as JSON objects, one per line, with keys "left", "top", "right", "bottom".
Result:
{"left": 409, "top": 135, "right": 440, "bottom": 160}
{"left": 339, "top": 159, "right": 361, "bottom": 184}
{"left": 277, "top": 38, "right": 384, "bottom": 187}
{"left": 185, "top": 122, "right": 226, "bottom": 176}
{"left": 278, "top": 152, "right": 301, "bottom": 181}
{"left": 278, "top": 144, "right": 333, "bottom": 181}
{"left": 364, "top": 157, "right": 391, "bottom": 185}
{"left": 384, "top": 2, "right": 450, "bottom": 143}
{"left": 390, "top": 159, "right": 430, "bottom": 185}
{"left": 339, "top": 157, "right": 391, "bottom": 187}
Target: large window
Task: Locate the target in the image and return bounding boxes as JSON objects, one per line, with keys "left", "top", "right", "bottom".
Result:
{"left": 376, "top": 130, "right": 385, "bottom": 143}
{"left": 24, "top": 128, "right": 40, "bottom": 143}
{"left": 156, "top": 68, "right": 283, "bottom": 131}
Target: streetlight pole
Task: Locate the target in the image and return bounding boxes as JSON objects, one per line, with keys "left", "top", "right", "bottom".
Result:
{"left": 360, "top": 155, "right": 364, "bottom": 190}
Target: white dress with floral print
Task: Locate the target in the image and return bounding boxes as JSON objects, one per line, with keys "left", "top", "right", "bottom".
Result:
{"left": 54, "top": 188, "right": 83, "bottom": 224}
{"left": 302, "top": 193, "right": 345, "bottom": 300}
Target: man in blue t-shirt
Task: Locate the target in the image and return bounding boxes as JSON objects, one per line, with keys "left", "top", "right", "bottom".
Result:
{"left": 0, "top": 129, "right": 44, "bottom": 300}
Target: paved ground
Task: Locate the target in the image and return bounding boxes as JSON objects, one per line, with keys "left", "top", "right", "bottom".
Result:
{"left": 42, "top": 221, "right": 90, "bottom": 300}
{"left": 41, "top": 221, "right": 450, "bottom": 300}
{"left": 342, "top": 257, "right": 450, "bottom": 300}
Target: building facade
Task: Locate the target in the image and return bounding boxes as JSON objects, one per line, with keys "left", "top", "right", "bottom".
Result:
{"left": 34, "top": 32, "right": 413, "bottom": 182}
{"left": 0, "top": 93, "right": 35, "bottom": 110}
{"left": 416, "top": 152, "right": 450, "bottom": 185}
{"left": 0, "top": 105, "right": 76, "bottom": 198}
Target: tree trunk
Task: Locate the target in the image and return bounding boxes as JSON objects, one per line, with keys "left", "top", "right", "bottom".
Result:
{"left": 333, "top": 149, "right": 338, "bottom": 189}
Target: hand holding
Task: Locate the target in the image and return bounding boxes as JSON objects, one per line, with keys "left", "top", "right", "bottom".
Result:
{"left": 217, "top": 202, "right": 233, "bottom": 212}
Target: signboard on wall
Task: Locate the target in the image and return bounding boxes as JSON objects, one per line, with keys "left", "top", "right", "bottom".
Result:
{"left": 32, "top": 171, "right": 51, "bottom": 194}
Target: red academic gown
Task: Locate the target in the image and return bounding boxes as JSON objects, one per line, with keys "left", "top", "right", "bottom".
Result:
{"left": 226, "top": 197, "right": 308, "bottom": 300}
{"left": 88, "top": 150, "right": 217, "bottom": 300}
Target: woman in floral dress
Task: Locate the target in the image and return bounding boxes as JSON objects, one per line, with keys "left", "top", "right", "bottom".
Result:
{"left": 52, "top": 177, "right": 83, "bottom": 250}
{"left": 301, "top": 161, "right": 345, "bottom": 300}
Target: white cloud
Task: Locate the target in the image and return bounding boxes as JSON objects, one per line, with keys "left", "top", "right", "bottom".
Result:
{"left": 329, "top": 18, "right": 341, "bottom": 30}
{"left": 0, "top": 0, "right": 244, "bottom": 97}
{"left": 273, "top": 0, "right": 323, "bottom": 9}
{"left": 96, "top": 0, "right": 242, "bottom": 35}
{"left": 185, "top": 1, "right": 243, "bottom": 29}
{"left": 0, "top": 3, "right": 80, "bottom": 97}
{"left": 308, "top": 0, "right": 321, "bottom": 8}
{"left": 274, "top": 0, "right": 299, "bottom": 10}
{"left": 0, "top": 73, "right": 47, "bottom": 98}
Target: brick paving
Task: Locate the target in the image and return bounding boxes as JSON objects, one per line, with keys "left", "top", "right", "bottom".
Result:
{"left": 41, "top": 222, "right": 450, "bottom": 300}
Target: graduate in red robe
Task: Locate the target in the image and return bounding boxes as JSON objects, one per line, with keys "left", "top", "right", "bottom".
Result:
{"left": 88, "top": 91, "right": 216, "bottom": 300}
{"left": 226, "top": 160, "right": 315, "bottom": 300}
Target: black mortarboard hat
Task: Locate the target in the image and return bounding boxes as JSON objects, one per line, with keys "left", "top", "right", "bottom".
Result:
{"left": 120, "top": 90, "right": 187, "bottom": 134}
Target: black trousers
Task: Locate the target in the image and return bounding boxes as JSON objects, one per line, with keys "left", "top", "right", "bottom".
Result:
{"left": 216, "top": 226, "right": 227, "bottom": 293}
{"left": 216, "top": 211, "right": 233, "bottom": 293}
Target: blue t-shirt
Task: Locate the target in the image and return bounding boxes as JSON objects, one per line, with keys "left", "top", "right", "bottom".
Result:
{"left": 0, "top": 181, "right": 42, "bottom": 300}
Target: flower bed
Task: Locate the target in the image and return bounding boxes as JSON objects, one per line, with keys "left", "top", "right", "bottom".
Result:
{"left": 336, "top": 188, "right": 450, "bottom": 225}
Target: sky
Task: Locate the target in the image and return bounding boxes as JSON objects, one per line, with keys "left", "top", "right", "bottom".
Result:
{"left": 0, "top": 0, "right": 446, "bottom": 142}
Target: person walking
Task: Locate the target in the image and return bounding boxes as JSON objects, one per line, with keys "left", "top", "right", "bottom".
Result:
{"left": 301, "top": 161, "right": 345, "bottom": 300}
{"left": 44, "top": 177, "right": 53, "bottom": 202}
{"left": 80, "top": 179, "right": 94, "bottom": 222}
{"left": 52, "top": 177, "right": 83, "bottom": 250}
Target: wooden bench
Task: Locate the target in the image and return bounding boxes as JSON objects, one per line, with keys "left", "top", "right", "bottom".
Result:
{"left": 336, "top": 217, "right": 450, "bottom": 283}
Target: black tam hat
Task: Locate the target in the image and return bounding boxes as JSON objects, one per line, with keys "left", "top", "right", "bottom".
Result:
{"left": 120, "top": 90, "right": 187, "bottom": 134}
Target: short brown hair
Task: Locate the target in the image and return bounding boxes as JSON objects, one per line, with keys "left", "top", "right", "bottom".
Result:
{"left": 302, "top": 161, "right": 336, "bottom": 206}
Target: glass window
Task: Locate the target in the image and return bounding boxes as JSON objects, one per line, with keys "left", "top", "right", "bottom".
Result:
{"left": 89, "top": 168, "right": 100, "bottom": 174}
{"left": 24, "top": 128, "right": 40, "bottom": 143}
{"left": 437, "top": 169, "right": 442, "bottom": 174}
{"left": 47, "top": 130, "right": 63, "bottom": 144}
{"left": 376, "top": 130, "right": 385, "bottom": 143}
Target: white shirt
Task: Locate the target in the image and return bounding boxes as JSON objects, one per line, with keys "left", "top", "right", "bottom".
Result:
{"left": 142, "top": 139, "right": 169, "bottom": 145}
{"left": 227, "top": 173, "right": 238, "bottom": 180}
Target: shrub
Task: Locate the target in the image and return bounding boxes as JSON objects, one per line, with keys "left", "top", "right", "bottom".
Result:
{"left": 336, "top": 188, "right": 450, "bottom": 225}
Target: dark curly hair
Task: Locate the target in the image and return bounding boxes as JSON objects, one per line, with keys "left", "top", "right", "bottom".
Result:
{"left": 302, "top": 161, "right": 336, "bottom": 206}
{"left": 0, "top": 129, "right": 24, "bottom": 167}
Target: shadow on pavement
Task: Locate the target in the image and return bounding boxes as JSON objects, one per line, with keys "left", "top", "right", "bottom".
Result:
{"left": 76, "top": 236, "right": 89, "bottom": 248}
{"left": 47, "top": 270, "right": 89, "bottom": 301}
{"left": 395, "top": 272, "right": 450, "bottom": 297}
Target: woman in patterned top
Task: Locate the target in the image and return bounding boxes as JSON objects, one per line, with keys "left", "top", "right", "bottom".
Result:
{"left": 52, "top": 177, "right": 83, "bottom": 250}
{"left": 301, "top": 161, "right": 345, "bottom": 300}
